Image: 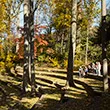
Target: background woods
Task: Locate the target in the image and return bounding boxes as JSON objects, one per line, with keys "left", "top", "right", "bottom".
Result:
{"left": 0, "top": 0, "right": 110, "bottom": 110}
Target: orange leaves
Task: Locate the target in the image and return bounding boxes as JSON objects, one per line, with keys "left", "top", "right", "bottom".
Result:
{"left": 34, "top": 35, "right": 48, "bottom": 56}
{"left": 0, "top": 44, "right": 2, "bottom": 49}
{"left": 35, "top": 35, "right": 48, "bottom": 46}
{"left": 14, "top": 24, "right": 49, "bottom": 59}
{"left": 15, "top": 34, "right": 48, "bottom": 59}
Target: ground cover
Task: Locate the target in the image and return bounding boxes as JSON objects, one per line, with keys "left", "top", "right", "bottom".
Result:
{"left": 0, "top": 66, "right": 110, "bottom": 110}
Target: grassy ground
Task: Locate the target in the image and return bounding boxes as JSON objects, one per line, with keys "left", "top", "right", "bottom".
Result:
{"left": 0, "top": 66, "right": 110, "bottom": 110}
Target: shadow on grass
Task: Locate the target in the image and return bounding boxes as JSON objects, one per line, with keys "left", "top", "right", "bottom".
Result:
{"left": 36, "top": 81, "right": 55, "bottom": 88}
{"left": 35, "top": 68, "right": 67, "bottom": 74}
{"left": 36, "top": 73, "right": 84, "bottom": 91}
{"left": 74, "top": 79, "right": 102, "bottom": 97}
{"left": 0, "top": 80, "right": 22, "bottom": 93}
{"left": 0, "top": 68, "right": 104, "bottom": 110}
{"left": 85, "top": 74, "right": 103, "bottom": 81}
{"left": 8, "top": 100, "right": 29, "bottom": 110}
{"left": 36, "top": 73, "right": 67, "bottom": 80}
{"left": 0, "top": 84, "right": 29, "bottom": 110}
{"left": 29, "top": 87, "right": 85, "bottom": 110}
{"left": 30, "top": 98, "right": 60, "bottom": 110}
{"left": 36, "top": 77, "right": 53, "bottom": 84}
{"left": 29, "top": 95, "right": 92, "bottom": 110}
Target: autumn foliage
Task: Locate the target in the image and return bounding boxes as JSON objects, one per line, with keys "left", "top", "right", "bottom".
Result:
{"left": 15, "top": 34, "right": 48, "bottom": 59}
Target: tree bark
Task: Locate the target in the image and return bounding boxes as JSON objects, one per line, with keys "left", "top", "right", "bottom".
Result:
{"left": 66, "top": 0, "right": 77, "bottom": 87}
{"left": 85, "top": 34, "right": 88, "bottom": 65}
{"left": 23, "top": 0, "right": 31, "bottom": 93}
{"left": 101, "top": 0, "right": 108, "bottom": 92}
{"left": 67, "top": 35, "right": 74, "bottom": 87}
{"left": 29, "top": 0, "right": 35, "bottom": 93}
{"left": 23, "top": 0, "right": 35, "bottom": 93}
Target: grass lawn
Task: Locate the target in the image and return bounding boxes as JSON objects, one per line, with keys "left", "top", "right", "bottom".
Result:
{"left": 0, "top": 66, "right": 110, "bottom": 110}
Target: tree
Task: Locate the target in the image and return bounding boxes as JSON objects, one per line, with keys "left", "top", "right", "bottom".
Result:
{"left": 23, "top": 0, "right": 46, "bottom": 93}
{"left": 101, "top": 0, "right": 109, "bottom": 92}
{"left": 73, "top": 0, "right": 102, "bottom": 65}
{"left": 0, "top": 0, "right": 7, "bottom": 34}
{"left": 23, "top": 0, "right": 35, "bottom": 93}
{"left": 49, "top": 0, "right": 71, "bottom": 57}
{"left": 66, "top": 0, "right": 77, "bottom": 87}
{"left": 0, "top": 0, "right": 23, "bottom": 74}
{"left": 0, "top": 36, "right": 17, "bottom": 74}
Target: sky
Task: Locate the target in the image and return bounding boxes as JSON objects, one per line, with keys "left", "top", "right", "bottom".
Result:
{"left": 19, "top": 4, "right": 23, "bottom": 27}
{"left": 19, "top": 0, "right": 110, "bottom": 27}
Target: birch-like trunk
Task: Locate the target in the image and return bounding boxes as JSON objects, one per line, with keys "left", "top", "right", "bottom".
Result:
{"left": 67, "top": 0, "right": 77, "bottom": 87}
{"left": 29, "top": 0, "right": 35, "bottom": 93}
{"left": 23, "top": 0, "right": 30, "bottom": 92}
{"left": 23, "top": 0, "right": 35, "bottom": 93}
{"left": 101, "top": 0, "right": 108, "bottom": 92}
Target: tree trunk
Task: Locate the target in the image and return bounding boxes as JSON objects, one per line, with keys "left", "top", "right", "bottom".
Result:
{"left": 101, "top": 0, "right": 108, "bottom": 92}
{"left": 66, "top": 0, "right": 77, "bottom": 87}
{"left": 23, "top": 0, "right": 31, "bottom": 93}
{"left": 61, "top": 33, "right": 64, "bottom": 55}
{"left": 66, "top": 35, "right": 74, "bottom": 87}
{"left": 23, "top": 0, "right": 35, "bottom": 93}
{"left": 71, "top": 0, "right": 77, "bottom": 64}
{"left": 29, "top": 0, "right": 35, "bottom": 93}
{"left": 85, "top": 35, "right": 88, "bottom": 65}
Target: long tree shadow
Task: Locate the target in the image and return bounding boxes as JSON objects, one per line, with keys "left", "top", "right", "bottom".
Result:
{"left": 8, "top": 100, "right": 29, "bottom": 110}
{"left": 85, "top": 74, "right": 103, "bottom": 81}
{"left": 36, "top": 73, "right": 67, "bottom": 80}
{"left": 0, "top": 80, "right": 29, "bottom": 110}
{"left": 36, "top": 77, "right": 53, "bottom": 84}
{"left": 30, "top": 98, "right": 60, "bottom": 110}
{"left": 29, "top": 86, "right": 86, "bottom": 110}
{"left": 36, "top": 73, "right": 84, "bottom": 90}
{"left": 9, "top": 69, "right": 103, "bottom": 98}
{"left": 35, "top": 68, "right": 67, "bottom": 74}
{"left": 0, "top": 79, "right": 22, "bottom": 92}
{"left": 74, "top": 79, "right": 102, "bottom": 97}
{"left": 35, "top": 81, "right": 55, "bottom": 88}
{"left": 0, "top": 67, "right": 105, "bottom": 110}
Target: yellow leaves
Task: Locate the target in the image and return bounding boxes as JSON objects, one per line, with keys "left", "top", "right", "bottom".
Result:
{"left": 65, "top": 14, "right": 71, "bottom": 19}
{"left": 0, "top": 62, "right": 5, "bottom": 68}
{"left": 0, "top": 0, "right": 15, "bottom": 35}
{"left": 0, "top": 52, "right": 15, "bottom": 70}
{"left": 53, "top": 12, "right": 71, "bottom": 29}
{"left": 63, "top": 59, "right": 68, "bottom": 68}
{"left": 0, "top": 0, "right": 6, "bottom": 2}
{"left": 5, "top": 61, "right": 14, "bottom": 68}
{"left": 0, "top": 0, "right": 7, "bottom": 34}
{"left": 6, "top": 54, "right": 12, "bottom": 62}
{"left": 49, "top": 57, "right": 60, "bottom": 68}
{"left": 0, "top": 24, "right": 7, "bottom": 32}
{"left": 52, "top": 0, "right": 72, "bottom": 29}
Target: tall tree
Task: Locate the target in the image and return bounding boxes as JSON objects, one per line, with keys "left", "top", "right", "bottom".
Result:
{"left": 101, "top": 0, "right": 109, "bottom": 92}
{"left": 85, "top": 0, "right": 95, "bottom": 65}
{"left": 75, "top": 0, "right": 101, "bottom": 64}
{"left": 50, "top": 0, "right": 71, "bottom": 56}
{"left": 23, "top": 0, "right": 35, "bottom": 93}
{"left": 23, "top": 0, "right": 30, "bottom": 92}
{"left": 0, "top": 0, "right": 23, "bottom": 74}
{"left": 30, "top": 0, "right": 35, "bottom": 93}
{"left": 66, "top": 0, "right": 77, "bottom": 87}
